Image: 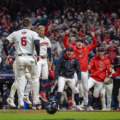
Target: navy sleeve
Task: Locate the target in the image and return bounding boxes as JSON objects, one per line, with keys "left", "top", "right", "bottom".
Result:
{"left": 34, "top": 40, "right": 40, "bottom": 56}
{"left": 47, "top": 48, "right": 51, "bottom": 61}
{"left": 75, "top": 57, "right": 81, "bottom": 81}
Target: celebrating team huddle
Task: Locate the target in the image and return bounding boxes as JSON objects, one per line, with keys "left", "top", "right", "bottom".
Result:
{"left": 2, "top": 18, "right": 120, "bottom": 112}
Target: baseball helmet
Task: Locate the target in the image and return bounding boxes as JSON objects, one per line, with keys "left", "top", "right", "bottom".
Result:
{"left": 46, "top": 96, "right": 58, "bottom": 114}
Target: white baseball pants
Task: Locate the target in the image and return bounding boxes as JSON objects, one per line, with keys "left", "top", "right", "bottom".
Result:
{"left": 16, "top": 56, "right": 39, "bottom": 106}
{"left": 81, "top": 71, "right": 88, "bottom": 105}
{"left": 88, "top": 77, "right": 103, "bottom": 98}
{"left": 58, "top": 76, "right": 79, "bottom": 94}
{"left": 100, "top": 83, "right": 113, "bottom": 108}
{"left": 74, "top": 72, "right": 83, "bottom": 97}
{"left": 9, "top": 61, "right": 32, "bottom": 98}
{"left": 37, "top": 58, "right": 48, "bottom": 79}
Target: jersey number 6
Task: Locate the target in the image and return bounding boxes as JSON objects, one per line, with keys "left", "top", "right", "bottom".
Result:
{"left": 21, "top": 37, "right": 27, "bottom": 46}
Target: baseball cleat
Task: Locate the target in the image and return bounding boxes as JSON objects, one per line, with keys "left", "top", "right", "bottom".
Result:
{"left": 102, "top": 107, "right": 107, "bottom": 111}
{"left": 18, "top": 105, "right": 24, "bottom": 109}
{"left": 6, "top": 97, "right": 16, "bottom": 108}
{"left": 33, "top": 101, "right": 41, "bottom": 106}
{"left": 116, "top": 108, "right": 120, "bottom": 111}
{"left": 57, "top": 105, "right": 60, "bottom": 111}
{"left": 23, "top": 96, "right": 32, "bottom": 105}
{"left": 73, "top": 105, "right": 84, "bottom": 111}
{"left": 36, "top": 105, "right": 42, "bottom": 110}
{"left": 39, "top": 92, "right": 48, "bottom": 102}
{"left": 80, "top": 101, "right": 84, "bottom": 108}
{"left": 88, "top": 106, "right": 94, "bottom": 111}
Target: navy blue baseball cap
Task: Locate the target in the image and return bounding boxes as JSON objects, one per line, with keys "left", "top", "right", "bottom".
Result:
{"left": 66, "top": 46, "right": 74, "bottom": 51}
{"left": 3, "top": 84, "right": 8, "bottom": 87}
{"left": 76, "top": 37, "right": 83, "bottom": 42}
{"left": 97, "top": 47, "right": 105, "bottom": 51}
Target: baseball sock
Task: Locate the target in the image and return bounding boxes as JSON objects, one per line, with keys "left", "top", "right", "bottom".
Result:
{"left": 90, "top": 97, "right": 97, "bottom": 106}
{"left": 57, "top": 92, "right": 61, "bottom": 105}
{"left": 74, "top": 93, "right": 79, "bottom": 105}
{"left": 41, "top": 79, "right": 47, "bottom": 92}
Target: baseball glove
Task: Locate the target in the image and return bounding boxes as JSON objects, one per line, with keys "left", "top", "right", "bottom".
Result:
{"left": 48, "top": 61, "right": 52, "bottom": 70}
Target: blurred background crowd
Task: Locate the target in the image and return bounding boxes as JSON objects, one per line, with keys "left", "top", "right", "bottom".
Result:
{"left": 0, "top": 0, "right": 120, "bottom": 110}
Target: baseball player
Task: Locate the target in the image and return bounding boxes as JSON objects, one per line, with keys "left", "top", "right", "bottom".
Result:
{"left": 3, "top": 18, "right": 40, "bottom": 109}
{"left": 54, "top": 46, "right": 83, "bottom": 111}
{"left": 100, "top": 70, "right": 114, "bottom": 111}
{"left": 108, "top": 63, "right": 120, "bottom": 111}
{"left": 63, "top": 29, "right": 97, "bottom": 109}
{"left": 37, "top": 25, "right": 51, "bottom": 102}
{"left": 88, "top": 47, "right": 111, "bottom": 111}
{"left": 5, "top": 45, "right": 32, "bottom": 107}
{"left": 7, "top": 60, "right": 32, "bottom": 107}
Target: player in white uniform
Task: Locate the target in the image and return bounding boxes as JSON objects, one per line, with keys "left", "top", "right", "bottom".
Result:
{"left": 37, "top": 25, "right": 51, "bottom": 102}
{"left": 3, "top": 18, "right": 40, "bottom": 109}
{"left": 100, "top": 70, "right": 114, "bottom": 111}
{"left": 7, "top": 60, "right": 32, "bottom": 107}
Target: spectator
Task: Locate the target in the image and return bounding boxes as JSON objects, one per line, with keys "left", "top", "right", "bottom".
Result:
{"left": 0, "top": 34, "right": 3, "bottom": 54}
{"left": 30, "top": 12, "right": 37, "bottom": 26}
{"left": 107, "top": 41, "right": 118, "bottom": 64}
{"left": 60, "top": 91, "right": 68, "bottom": 110}
{"left": 2, "top": 84, "right": 10, "bottom": 109}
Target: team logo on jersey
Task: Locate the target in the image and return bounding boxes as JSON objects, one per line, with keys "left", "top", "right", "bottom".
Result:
{"left": 99, "top": 62, "right": 103, "bottom": 69}
{"left": 79, "top": 51, "right": 83, "bottom": 57}
{"left": 71, "top": 59, "right": 75, "bottom": 64}
{"left": 40, "top": 42, "right": 48, "bottom": 46}
{"left": 22, "top": 32, "right": 27, "bottom": 34}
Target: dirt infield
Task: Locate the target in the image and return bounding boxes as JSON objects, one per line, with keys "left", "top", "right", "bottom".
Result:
{"left": 0, "top": 110, "right": 119, "bottom": 113}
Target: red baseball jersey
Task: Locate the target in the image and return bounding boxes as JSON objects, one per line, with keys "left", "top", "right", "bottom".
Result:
{"left": 89, "top": 55, "right": 111, "bottom": 82}
{"left": 63, "top": 34, "right": 97, "bottom": 71}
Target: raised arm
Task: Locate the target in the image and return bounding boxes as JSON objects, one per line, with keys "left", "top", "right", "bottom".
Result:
{"left": 87, "top": 32, "right": 97, "bottom": 51}
{"left": 63, "top": 29, "right": 73, "bottom": 48}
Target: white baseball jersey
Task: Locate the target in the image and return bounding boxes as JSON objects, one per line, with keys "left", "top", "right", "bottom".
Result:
{"left": 39, "top": 36, "right": 51, "bottom": 56}
{"left": 6, "top": 29, "right": 39, "bottom": 55}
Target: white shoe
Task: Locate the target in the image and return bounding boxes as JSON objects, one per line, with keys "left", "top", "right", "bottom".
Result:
{"left": 6, "top": 97, "right": 16, "bottom": 107}
{"left": 73, "top": 105, "right": 84, "bottom": 111}
{"left": 32, "top": 107, "right": 36, "bottom": 110}
{"left": 18, "top": 105, "right": 24, "bottom": 109}
{"left": 80, "top": 101, "right": 84, "bottom": 108}
{"left": 88, "top": 106, "right": 94, "bottom": 111}
{"left": 102, "top": 107, "right": 107, "bottom": 111}
{"left": 57, "top": 105, "right": 60, "bottom": 111}
{"left": 33, "top": 101, "right": 41, "bottom": 105}
{"left": 23, "top": 96, "right": 32, "bottom": 105}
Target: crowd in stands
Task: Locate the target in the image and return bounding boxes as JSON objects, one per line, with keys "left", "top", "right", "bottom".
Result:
{"left": 0, "top": 0, "right": 120, "bottom": 110}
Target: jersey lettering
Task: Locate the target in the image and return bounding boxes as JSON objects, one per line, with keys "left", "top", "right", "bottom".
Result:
{"left": 40, "top": 42, "right": 48, "bottom": 46}
{"left": 21, "top": 37, "right": 27, "bottom": 46}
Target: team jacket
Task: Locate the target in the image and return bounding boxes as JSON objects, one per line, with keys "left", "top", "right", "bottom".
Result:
{"left": 54, "top": 53, "right": 81, "bottom": 81}
{"left": 63, "top": 34, "right": 97, "bottom": 71}
{"left": 89, "top": 55, "right": 111, "bottom": 82}
{"left": 112, "top": 62, "right": 120, "bottom": 77}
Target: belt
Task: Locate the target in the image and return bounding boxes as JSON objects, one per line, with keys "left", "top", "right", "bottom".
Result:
{"left": 40, "top": 55, "right": 46, "bottom": 59}
{"left": 104, "top": 81, "right": 113, "bottom": 85}
{"left": 18, "top": 54, "right": 32, "bottom": 56}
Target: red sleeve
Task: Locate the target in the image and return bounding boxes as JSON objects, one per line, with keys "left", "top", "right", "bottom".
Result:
{"left": 87, "top": 37, "right": 97, "bottom": 51}
{"left": 112, "top": 68, "right": 120, "bottom": 77}
{"left": 49, "top": 70, "right": 54, "bottom": 79}
{"left": 89, "top": 57, "right": 95, "bottom": 70}
{"left": 63, "top": 34, "right": 73, "bottom": 48}
{"left": 115, "top": 46, "right": 118, "bottom": 51}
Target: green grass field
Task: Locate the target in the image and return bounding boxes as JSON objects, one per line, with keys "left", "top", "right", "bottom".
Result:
{"left": 0, "top": 110, "right": 120, "bottom": 120}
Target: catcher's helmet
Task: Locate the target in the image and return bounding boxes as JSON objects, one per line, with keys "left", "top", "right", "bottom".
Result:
{"left": 46, "top": 96, "right": 58, "bottom": 114}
